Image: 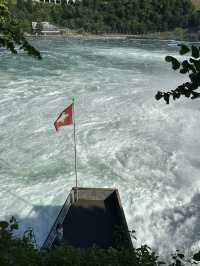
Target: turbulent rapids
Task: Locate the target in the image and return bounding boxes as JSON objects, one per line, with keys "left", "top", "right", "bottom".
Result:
{"left": 1, "top": 38, "right": 200, "bottom": 256}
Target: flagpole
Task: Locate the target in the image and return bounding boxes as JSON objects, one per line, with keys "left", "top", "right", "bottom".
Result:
{"left": 72, "top": 98, "right": 78, "bottom": 201}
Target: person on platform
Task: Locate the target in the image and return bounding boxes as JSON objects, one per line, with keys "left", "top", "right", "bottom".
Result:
{"left": 56, "top": 223, "right": 63, "bottom": 243}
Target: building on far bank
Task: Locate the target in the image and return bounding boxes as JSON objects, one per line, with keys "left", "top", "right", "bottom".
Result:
{"left": 33, "top": 0, "right": 61, "bottom": 4}
{"left": 32, "top": 22, "right": 62, "bottom": 35}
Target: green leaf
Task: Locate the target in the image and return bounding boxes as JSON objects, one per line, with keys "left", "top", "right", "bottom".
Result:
{"left": 192, "top": 46, "right": 199, "bottom": 59}
{"left": 185, "top": 90, "right": 191, "bottom": 97}
{"left": 158, "top": 262, "right": 166, "bottom": 265}
{"left": 165, "top": 56, "right": 173, "bottom": 62}
{"left": 10, "top": 223, "right": 18, "bottom": 231}
{"left": 182, "top": 60, "right": 190, "bottom": 69}
{"left": 180, "top": 68, "right": 188, "bottom": 74}
{"left": 193, "top": 251, "right": 200, "bottom": 261}
{"left": 191, "top": 91, "right": 200, "bottom": 99}
{"left": 165, "top": 56, "right": 180, "bottom": 70}
{"left": 179, "top": 44, "right": 190, "bottom": 55}
{"left": 155, "top": 91, "right": 163, "bottom": 101}
{"left": 163, "top": 93, "right": 170, "bottom": 104}
{"left": 190, "top": 58, "right": 200, "bottom": 72}
{"left": 0, "top": 221, "right": 9, "bottom": 230}
{"left": 177, "top": 253, "right": 184, "bottom": 259}
{"left": 172, "top": 92, "right": 181, "bottom": 100}
{"left": 10, "top": 216, "right": 16, "bottom": 224}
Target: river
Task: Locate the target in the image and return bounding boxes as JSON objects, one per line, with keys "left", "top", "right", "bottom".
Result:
{"left": 1, "top": 37, "right": 200, "bottom": 256}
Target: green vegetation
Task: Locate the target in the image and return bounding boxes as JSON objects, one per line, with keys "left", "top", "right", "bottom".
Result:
{"left": 7, "top": 0, "right": 200, "bottom": 36}
{"left": 0, "top": 0, "right": 41, "bottom": 58}
{"left": 155, "top": 44, "right": 200, "bottom": 104}
{"left": 1, "top": 217, "right": 200, "bottom": 266}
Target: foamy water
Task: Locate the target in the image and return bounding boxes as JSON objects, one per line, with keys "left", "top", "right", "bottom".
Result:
{"left": 1, "top": 38, "right": 200, "bottom": 257}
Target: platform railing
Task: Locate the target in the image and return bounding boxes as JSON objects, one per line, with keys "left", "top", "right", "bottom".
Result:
{"left": 42, "top": 189, "right": 74, "bottom": 249}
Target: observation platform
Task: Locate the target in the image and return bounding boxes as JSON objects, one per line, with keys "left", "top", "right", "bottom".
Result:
{"left": 42, "top": 187, "right": 132, "bottom": 249}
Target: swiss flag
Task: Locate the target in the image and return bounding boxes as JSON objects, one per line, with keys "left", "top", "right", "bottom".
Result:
{"left": 54, "top": 104, "right": 73, "bottom": 131}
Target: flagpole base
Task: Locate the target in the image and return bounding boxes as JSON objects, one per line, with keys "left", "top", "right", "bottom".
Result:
{"left": 74, "top": 187, "right": 79, "bottom": 202}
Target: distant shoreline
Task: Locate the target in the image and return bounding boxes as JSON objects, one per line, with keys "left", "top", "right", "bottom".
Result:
{"left": 27, "top": 31, "right": 199, "bottom": 42}
{"left": 28, "top": 33, "right": 137, "bottom": 40}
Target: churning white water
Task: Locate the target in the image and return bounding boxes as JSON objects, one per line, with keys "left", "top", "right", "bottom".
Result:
{"left": 1, "top": 38, "right": 200, "bottom": 256}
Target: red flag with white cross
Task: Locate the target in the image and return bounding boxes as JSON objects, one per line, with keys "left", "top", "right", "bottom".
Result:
{"left": 54, "top": 99, "right": 78, "bottom": 191}
{"left": 54, "top": 103, "right": 73, "bottom": 131}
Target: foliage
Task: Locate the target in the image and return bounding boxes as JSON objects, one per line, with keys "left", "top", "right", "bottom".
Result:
{"left": 7, "top": 0, "right": 200, "bottom": 35}
{"left": 1, "top": 217, "right": 200, "bottom": 266}
{"left": 0, "top": 218, "right": 160, "bottom": 266}
{"left": 0, "top": 217, "right": 39, "bottom": 266}
{"left": 0, "top": 0, "right": 41, "bottom": 59}
{"left": 155, "top": 44, "right": 200, "bottom": 104}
